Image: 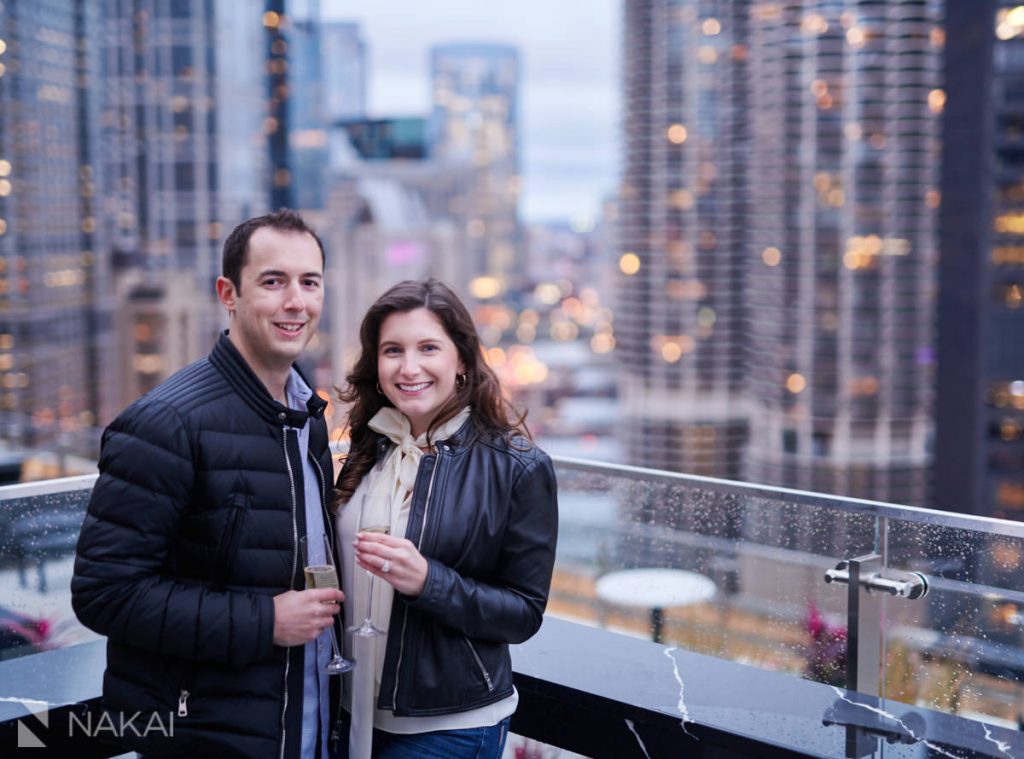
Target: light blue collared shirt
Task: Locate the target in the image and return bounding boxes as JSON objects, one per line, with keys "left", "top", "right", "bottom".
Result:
{"left": 285, "top": 369, "right": 330, "bottom": 759}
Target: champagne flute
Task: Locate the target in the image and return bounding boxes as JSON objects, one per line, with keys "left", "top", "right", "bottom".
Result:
{"left": 350, "top": 493, "right": 389, "bottom": 637}
{"left": 300, "top": 533, "right": 354, "bottom": 674}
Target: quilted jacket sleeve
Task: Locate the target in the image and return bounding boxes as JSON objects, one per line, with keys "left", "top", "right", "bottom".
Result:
{"left": 71, "top": 398, "right": 276, "bottom": 667}
{"left": 406, "top": 451, "right": 559, "bottom": 644}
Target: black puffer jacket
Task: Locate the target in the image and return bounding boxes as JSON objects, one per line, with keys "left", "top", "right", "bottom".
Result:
{"left": 345, "top": 419, "right": 558, "bottom": 717}
{"left": 72, "top": 333, "right": 339, "bottom": 758}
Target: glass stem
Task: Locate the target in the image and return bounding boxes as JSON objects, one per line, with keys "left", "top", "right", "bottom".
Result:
{"left": 365, "top": 572, "right": 376, "bottom": 625}
{"left": 328, "top": 622, "right": 342, "bottom": 659}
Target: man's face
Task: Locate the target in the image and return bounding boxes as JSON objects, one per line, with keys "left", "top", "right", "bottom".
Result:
{"left": 217, "top": 226, "right": 324, "bottom": 376}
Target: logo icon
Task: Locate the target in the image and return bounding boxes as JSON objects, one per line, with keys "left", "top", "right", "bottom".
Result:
{"left": 0, "top": 697, "right": 49, "bottom": 748}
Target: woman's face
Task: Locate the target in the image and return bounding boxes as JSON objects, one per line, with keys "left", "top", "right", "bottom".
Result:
{"left": 377, "top": 307, "right": 464, "bottom": 438}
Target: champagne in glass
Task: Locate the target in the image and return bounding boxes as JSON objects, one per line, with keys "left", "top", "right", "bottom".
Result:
{"left": 300, "top": 534, "right": 354, "bottom": 674}
{"left": 304, "top": 564, "right": 340, "bottom": 589}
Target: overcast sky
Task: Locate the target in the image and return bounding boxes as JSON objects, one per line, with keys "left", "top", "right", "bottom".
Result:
{"left": 324, "top": 1, "right": 621, "bottom": 224}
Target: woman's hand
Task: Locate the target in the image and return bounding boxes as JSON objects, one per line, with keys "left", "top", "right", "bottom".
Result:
{"left": 354, "top": 532, "right": 428, "bottom": 597}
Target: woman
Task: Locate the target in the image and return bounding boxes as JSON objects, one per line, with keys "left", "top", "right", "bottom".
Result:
{"left": 334, "top": 278, "right": 558, "bottom": 758}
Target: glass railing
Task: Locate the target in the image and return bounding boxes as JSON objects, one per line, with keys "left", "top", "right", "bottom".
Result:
{"left": 0, "top": 475, "right": 98, "bottom": 660}
{"left": 552, "top": 456, "right": 1024, "bottom": 731}
{"left": 2, "top": 461, "right": 1023, "bottom": 743}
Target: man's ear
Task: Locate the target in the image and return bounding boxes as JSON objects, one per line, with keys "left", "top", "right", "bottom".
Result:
{"left": 216, "top": 276, "right": 237, "bottom": 314}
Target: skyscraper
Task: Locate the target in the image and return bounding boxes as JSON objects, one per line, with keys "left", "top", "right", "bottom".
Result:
{"left": 619, "top": 0, "right": 941, "bottom": 505}
{"left": 744, "top": 1, "right": 942, "bottom": 505}
{"left": 101, "top": 0, "right": 268, "bottom": 405}
{"left": 218, "top": 0, "right": 273, "bottom": 224}
{"left": 265, "top": 0, "right": 291, "bottom": 210}
{"left": 430, "top": 43, "right": 522, "bottom": 294}
{"left": 936, "top": 1, "right": 1024, "bottom": 520}
{"left": 288, "top": 1, "right": 329, "bottom": 211}
{"left": 322, "top": 22, "right": 367, "bottom": 124}
{"left": 103, "top": 0, "right": 220, "bottom": 280}
{"left": 618, "top": 0, "right": 749, "bottom": 477}
{"left": 0, "top": 0, "right": 116, "bottom": 452}
{"left": 288, "top": 16, "right": 367, "bottom": 213}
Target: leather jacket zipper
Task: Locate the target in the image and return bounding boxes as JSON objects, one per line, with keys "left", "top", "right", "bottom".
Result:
{"left": 279, "top": 426, "right": 299, "bottom": 759}
{"left": 462, "top": 636, "right": 494, "bottom": 691}
{"left": 390, "top": 447, "right": 442, "bottom": 709}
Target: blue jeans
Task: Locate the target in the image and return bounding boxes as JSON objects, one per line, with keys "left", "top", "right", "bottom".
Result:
{"left": 335, "top": 717, "right": 510, "bottom": 759}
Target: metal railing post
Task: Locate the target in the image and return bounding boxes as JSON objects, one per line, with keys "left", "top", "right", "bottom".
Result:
{"left": 845, "top": 553, "right": 883, "bottom": 695}
{"left": 824, "top": 554, "right": 929, "bottom": 695}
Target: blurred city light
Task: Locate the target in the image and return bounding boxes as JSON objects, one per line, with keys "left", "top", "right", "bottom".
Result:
{"left": 786, "top": 373, "right": 807, "bottom": 395}
{"left": 533, "top": 283, "right": 562, "bottom": 305}
{"left": 618, "top": 252, "right": 640, "bottom": 275}
{"left": 666, "top": 124, "right": 688, "bottom": 144}
{"left": 469, "top": 275, "right": 504, "bottom": 300}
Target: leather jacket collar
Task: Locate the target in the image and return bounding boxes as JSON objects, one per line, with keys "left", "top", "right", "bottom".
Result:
{"left": 209, "top": 331, "right": 326, "bottom": 428}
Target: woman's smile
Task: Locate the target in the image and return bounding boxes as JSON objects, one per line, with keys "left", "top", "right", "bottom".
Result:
{"left": 396, "top": 381, "right": 433, "bottom": 394}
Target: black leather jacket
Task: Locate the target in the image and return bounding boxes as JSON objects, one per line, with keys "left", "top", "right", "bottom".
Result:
{"left": 344, "top": 418, "right": 558, "bottom": 717}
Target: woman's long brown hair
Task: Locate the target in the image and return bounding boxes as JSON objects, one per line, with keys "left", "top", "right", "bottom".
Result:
{"left": 334, "top": 278, "right": 528, "bottom": 506}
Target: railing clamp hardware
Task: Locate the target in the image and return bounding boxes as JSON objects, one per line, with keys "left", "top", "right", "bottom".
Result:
{"left": 825, "top": 561, "right": 928, "bottom": 600}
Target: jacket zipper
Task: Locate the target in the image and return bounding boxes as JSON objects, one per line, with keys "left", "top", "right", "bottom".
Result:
{"left": 463, "top": 636, "right": 494, "bottom": 691}
{"left": 279, "top": 426, "right": 299, "bottom": 759}
{"left": 177, "top": 658, "right": 197, "bottom": 716}
{"left": 308, "top": 451, "right": 345, "bottom": 743}
{"left": 390, "top": 447, "right": 443, "bottom": 709}
{"left": 309, "top": 452, "right": 332, "bottom": 546}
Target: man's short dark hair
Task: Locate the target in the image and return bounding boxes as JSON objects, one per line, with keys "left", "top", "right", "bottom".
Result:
{"left": 221, "top": 209, "right": 325, "bottom": 290}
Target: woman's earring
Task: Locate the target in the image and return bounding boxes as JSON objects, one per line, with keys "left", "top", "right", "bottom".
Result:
{"left": 456, "top": 373, "right": 467, "bottom": 390}
{"left": 376, "top": 382, "right": 384, "bottom": 395}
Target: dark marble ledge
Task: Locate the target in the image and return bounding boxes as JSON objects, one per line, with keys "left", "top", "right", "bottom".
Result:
{"left": 0, "top": 621, "right": 1021, "bottom": 758}
{"left": 510, "top": 617, "right": 1024, "bottom": 759}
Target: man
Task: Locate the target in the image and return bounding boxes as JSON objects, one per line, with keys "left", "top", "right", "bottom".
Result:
{"left": 72, "top": 209, "right": 344, "bottom": 757}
